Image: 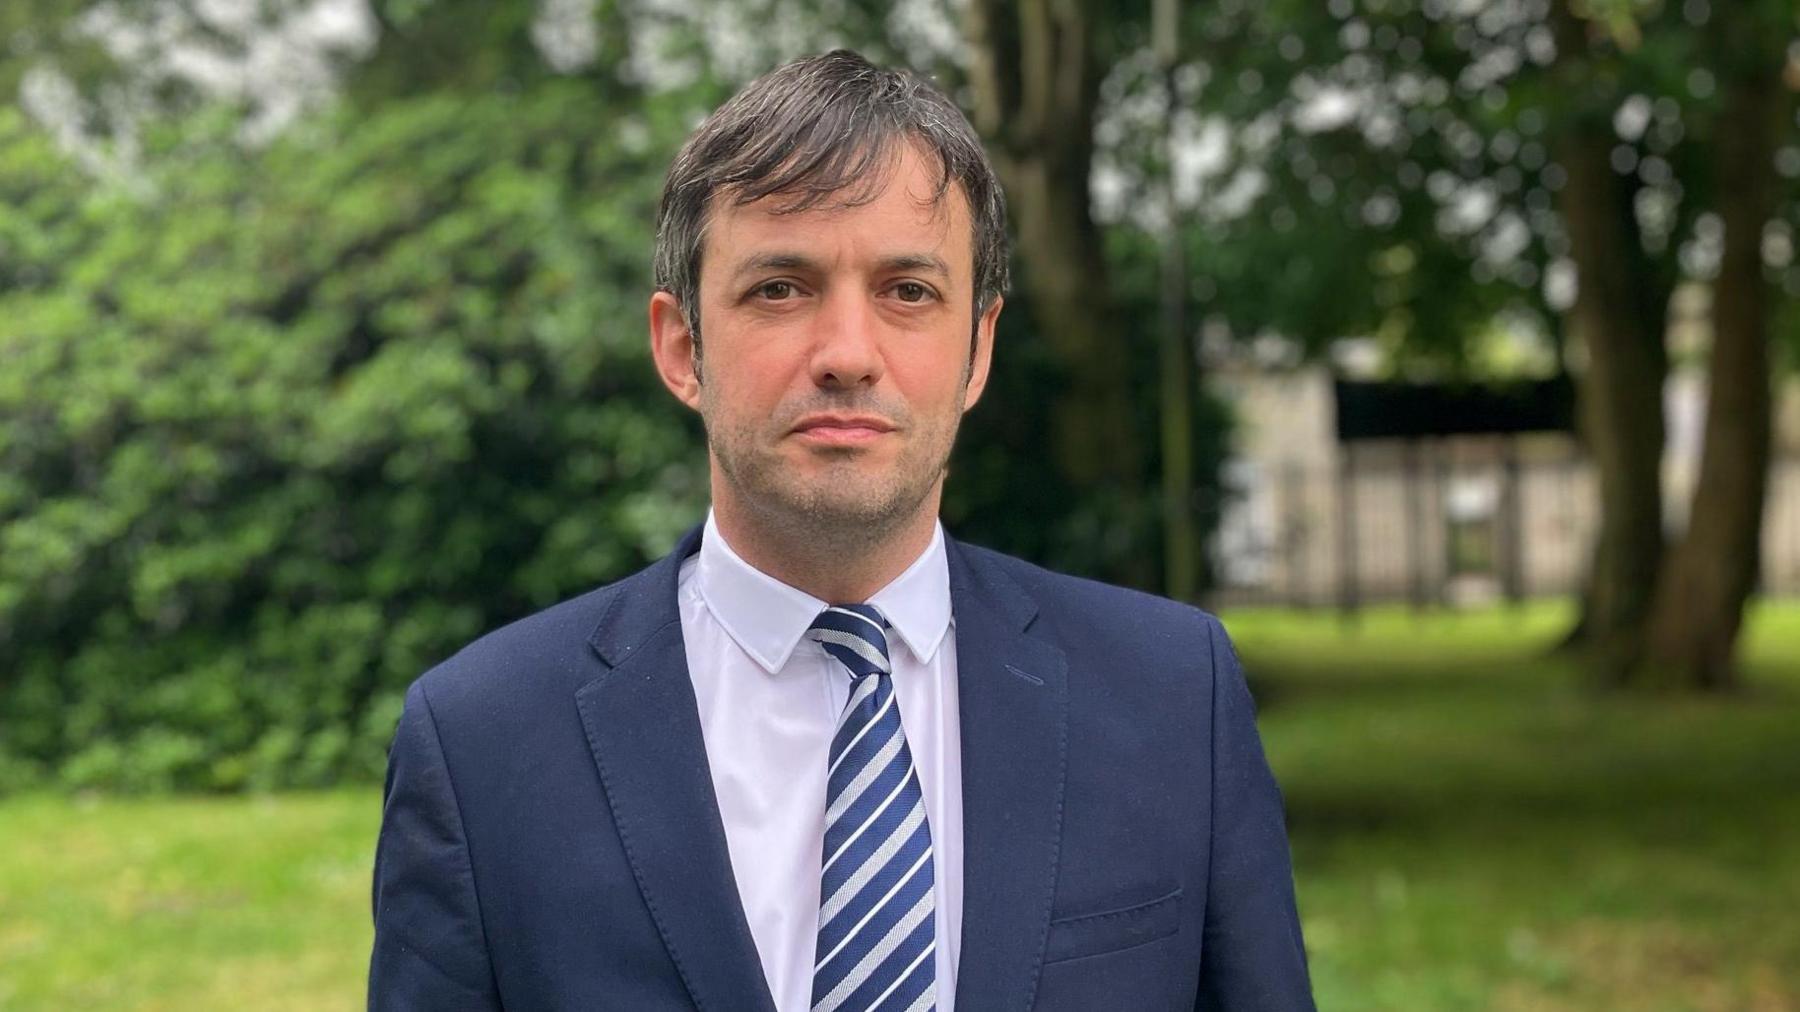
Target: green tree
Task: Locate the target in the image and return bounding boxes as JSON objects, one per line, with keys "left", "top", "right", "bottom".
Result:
{"left": 1638, "top": 2, "right": 1792, "bottom": 687}
{"left": 1143, "top": 0, "right": 1797, "bottom": 688}
{"left": 0, "top": 87, "right": 707, "bottom": 789}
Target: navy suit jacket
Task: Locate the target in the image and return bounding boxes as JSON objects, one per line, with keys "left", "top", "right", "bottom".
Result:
{"left": 369, "top": 526, "right": 1314, "bottom": 1010}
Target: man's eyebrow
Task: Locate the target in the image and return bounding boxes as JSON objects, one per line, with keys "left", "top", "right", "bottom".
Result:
{"left": 876, "top": 253, "right": 952, "bottom": 278}
{"left": 728, "top": 251, "right": 953, "bottom": 285}
{"left": 729, "top": 252, "right": 822, "bottom": 284}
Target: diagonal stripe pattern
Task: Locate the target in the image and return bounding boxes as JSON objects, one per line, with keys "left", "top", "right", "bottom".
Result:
{"left": 807, "top": 604, "right": 936, "bottom": 1012}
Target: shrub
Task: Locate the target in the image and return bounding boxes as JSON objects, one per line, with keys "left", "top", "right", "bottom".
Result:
{"left": 0, "top": 87, "right": 707, "bottom": 791}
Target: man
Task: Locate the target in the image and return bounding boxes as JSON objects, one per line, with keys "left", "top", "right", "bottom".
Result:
{"left": 370, "top": 50, "right": 1313, "bottom": 1011}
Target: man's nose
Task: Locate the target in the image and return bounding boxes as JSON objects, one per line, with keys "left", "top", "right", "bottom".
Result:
{"left": 808, "top": 289, "right": 884, "bottom": 389}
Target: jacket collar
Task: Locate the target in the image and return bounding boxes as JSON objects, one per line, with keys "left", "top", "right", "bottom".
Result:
{"left": 578, "top": 523, "right": 777, "bottom": 1011}
{"left": 942, "top": 536, "right": 1069, "bottom": 1010}
{"left": 579, "top": 524, "right": 1069, "bottom": 1011}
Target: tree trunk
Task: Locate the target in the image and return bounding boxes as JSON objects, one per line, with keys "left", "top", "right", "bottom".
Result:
{"left": 1641, "top": 52, "right": 1783, "bottom": 690}
{"left": 1154, "top": 0, "right": 1196, "bottom": 602}
{"left": 1558, "top": 133, "right": 1670, "bottom": 679}
{"left": 1550, "top": 5, "right": 1671, "bottom": 678}
{"left": 963, "top": 0, "right": 1144, "bottom": 496}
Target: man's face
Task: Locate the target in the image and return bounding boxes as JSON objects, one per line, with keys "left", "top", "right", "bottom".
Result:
{"left": 650, "top": 143, "right": 1000, "bottom": 540}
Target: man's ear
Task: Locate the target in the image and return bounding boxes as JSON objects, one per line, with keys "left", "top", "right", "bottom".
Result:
{"left": 962, "top": 296, "right": 1002, "bottom": 412}
{"left": 649, "top": 291, "right": 702, "bottom": 410}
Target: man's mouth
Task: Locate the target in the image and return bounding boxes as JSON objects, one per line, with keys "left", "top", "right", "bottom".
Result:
{"left": 791, "top": 414, "right": 896, "bottom": 446}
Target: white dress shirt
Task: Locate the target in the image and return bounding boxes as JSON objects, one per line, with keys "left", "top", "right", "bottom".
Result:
{"left": 677, "top": 511, "right": 963, "bottom": 1012}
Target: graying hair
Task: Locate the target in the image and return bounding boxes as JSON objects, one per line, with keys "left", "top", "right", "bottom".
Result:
{"left": 653, "top": 49, "right": 1010, "bottom": 348}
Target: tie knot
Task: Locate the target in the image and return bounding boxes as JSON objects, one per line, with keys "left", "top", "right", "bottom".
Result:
{"left": 806, "top": 604, "right": 892, "bottom": 679}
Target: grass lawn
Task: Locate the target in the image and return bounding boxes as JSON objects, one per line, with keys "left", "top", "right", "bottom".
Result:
{"left": 1226, "top": 601, "right": 1800, "bottom": 1011}
{"left": 0, "top": 791, "right": 380, "bottom": 1010}
{"left": 1, "top": 601, "right": 1796, "bottom": 1009}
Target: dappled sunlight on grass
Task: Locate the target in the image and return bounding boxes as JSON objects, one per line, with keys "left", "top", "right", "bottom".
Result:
{"left": 1222, "top": 599, "right": 1800, "bottom": 1011}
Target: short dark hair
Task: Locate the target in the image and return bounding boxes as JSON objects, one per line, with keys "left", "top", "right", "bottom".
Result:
{"left": 653, "top": 49, "right": 1009, "bottom": 343}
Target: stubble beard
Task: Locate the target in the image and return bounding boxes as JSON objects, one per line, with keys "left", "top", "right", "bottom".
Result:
{"left": 701, "top": 391, "right": 961, "bottom": 559}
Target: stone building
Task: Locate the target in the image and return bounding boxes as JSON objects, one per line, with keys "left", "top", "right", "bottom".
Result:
{"left": 1207, "top": 365, "right": 1800, "bottom": 608}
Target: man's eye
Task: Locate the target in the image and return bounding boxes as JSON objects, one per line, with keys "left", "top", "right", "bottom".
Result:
{"left": 757, "top": 281, "right": 795, "bottom": 300}
{"left": 894, "top": 282, "right": 931, "bottom": 303}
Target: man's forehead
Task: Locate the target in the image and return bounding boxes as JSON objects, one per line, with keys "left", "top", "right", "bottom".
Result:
{"left": 722, "top": 166, "right": 966, "bottom": 228}
{"left": 704, "top": 155, "right": 975, "bottom": 273}
{"left": 719, "top": 135, "right": 960, "bottom": 210}
{"left": 714, "top": 190, "right": 964, "bottom": 241}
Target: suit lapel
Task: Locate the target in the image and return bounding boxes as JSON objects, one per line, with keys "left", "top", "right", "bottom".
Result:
{"left": 948, "top": 538, "right": 1070, "bottom": 1011}
{"left": 575, "top": 526, "right": 777, "bottom": 1012}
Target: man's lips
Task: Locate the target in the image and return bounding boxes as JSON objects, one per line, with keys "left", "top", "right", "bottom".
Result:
{"left": 791, "top": 414, "right": 896, "bottom": 445}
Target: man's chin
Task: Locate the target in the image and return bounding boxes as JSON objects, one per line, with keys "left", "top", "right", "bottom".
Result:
{"left": 794, "top": 492, "right": 904, "bottom": 525}
{"left": 765, "top": 481, "right": 923, "bottom": 531}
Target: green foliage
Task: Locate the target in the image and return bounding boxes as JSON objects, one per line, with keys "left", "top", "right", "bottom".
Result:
{"left": 939, "top": 228, "right": 1229, "bottom": 585}
{"left": 0, "top": 86, "right": 709, "bottom": 791}
{"left": 1094, "top": 0, "right": 1800, "bottom": 373}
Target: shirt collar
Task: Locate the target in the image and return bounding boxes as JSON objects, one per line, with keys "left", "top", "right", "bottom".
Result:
{"left": 695, "top": 510, "right": 953, "bottom": 675}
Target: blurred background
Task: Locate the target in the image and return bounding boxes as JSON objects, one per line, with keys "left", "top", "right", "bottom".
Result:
{"left": 1, "top": 0, "right": 1797, "bottom": 1008}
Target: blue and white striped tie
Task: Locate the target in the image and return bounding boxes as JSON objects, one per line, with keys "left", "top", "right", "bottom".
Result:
{"left": 806, "top": 604, "right": 937, "bottom": 1012}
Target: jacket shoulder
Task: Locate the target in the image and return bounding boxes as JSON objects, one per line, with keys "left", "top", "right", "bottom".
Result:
{"left": 408, "top": 560, "right": 662, "bottom": 719}
{"left": 957, "top": 540, "right": 1224, "bottom": 644}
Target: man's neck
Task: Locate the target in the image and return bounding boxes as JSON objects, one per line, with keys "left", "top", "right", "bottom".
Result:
{"left": 709, "top": 498, "right": 941, "bottom": 604}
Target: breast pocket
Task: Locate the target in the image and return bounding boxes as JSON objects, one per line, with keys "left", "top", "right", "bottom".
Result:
{"left": 1042, "top": 886, "right": 1183, "bottom": 964}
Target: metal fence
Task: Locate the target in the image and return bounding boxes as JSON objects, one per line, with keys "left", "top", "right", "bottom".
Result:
{"left": 1205, "top": 436, "right": 1800, "bottom": 610}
